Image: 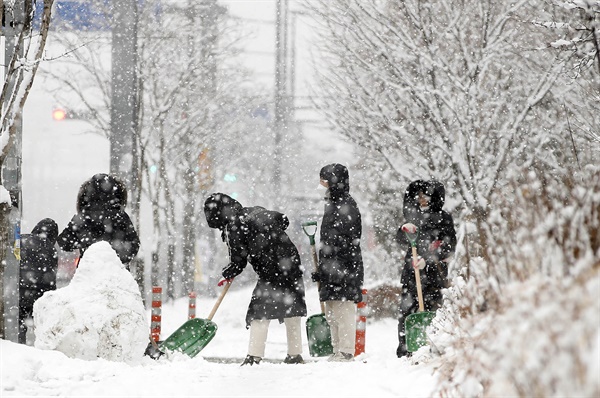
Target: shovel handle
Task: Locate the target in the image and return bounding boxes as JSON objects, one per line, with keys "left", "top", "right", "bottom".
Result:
{"left": 302, "top": 221, "right": 325, "bottom": 313}
{"left": 302, "top": 221, "right": 317, "bottom": 245}
{"left": 412, "top": 246, "right": 425, "bottom": 312}
{"left": 310, "top": 244, "right": 326, "bottom": 314}
{"left": 208, "top": 280, "right": 232, "bottom": 320}
{"left": 405, "top": 229, "right": 425, "bottom": 312}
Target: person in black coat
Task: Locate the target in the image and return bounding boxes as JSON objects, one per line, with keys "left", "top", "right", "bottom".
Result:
{"left": 312, "top": 163, "right": 364, "bottom": 361}
{"left": 395, "top": 179, "right": 456, "bottom": 358}
{"left": 58, "top": 173, "right": 140, "bottom": 267}
{"left": 19, "top": 218, "right": 59, "bottom": 344}
{"left": 204, "top": 193, "right": 307, "bottom": 365}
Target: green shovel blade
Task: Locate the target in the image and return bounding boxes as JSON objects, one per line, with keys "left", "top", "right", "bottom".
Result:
{"left": 405, "top": 311, "right": 436, "bottom": 352}
{"left": 306, "top": 313, "right": 334, "bottom": 357}
{"left": 159, "top": 318, "right": 218, "bottom": 358}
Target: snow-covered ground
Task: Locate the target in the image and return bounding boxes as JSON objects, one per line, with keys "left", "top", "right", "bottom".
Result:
{"left": 2, "top": 267, "right": 438, "bottom": 397}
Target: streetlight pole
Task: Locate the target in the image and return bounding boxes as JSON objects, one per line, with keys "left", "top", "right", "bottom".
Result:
{"left": 111, "top": 0, "right": 142, "bottom": 295}
{"left": 273, "top": 0, "right": 289, "bottom": 209}
{"left": 110, "top": 0, "right": 138, "bottom": 193}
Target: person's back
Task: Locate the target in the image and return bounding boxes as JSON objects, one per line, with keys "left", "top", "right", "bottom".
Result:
{"left": 58, "top": 173, "right": 140, "bottom": 266}
{"left": 243, "top": 206, "right": 303, "bottom": 283}
{"left": 19, "top": 218, "right": 59, "bottom": 344}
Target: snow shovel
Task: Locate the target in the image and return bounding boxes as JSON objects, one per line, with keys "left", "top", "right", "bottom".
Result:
{"left": 159, "top": 280, "right": 232, "bottom": 358}
{"left": 403, "top": 228, "right": 436, "bottom": 353}
{"left": 302, "top": 221, "right": 334, "bottom": 357}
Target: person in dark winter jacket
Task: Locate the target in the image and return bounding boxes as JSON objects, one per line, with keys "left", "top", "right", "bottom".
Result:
{"left": 204, "top": 193, "right": 307, "bottom": 366}
{"left": 395, "top": 179, "right": 456, "bottom": 358}
{"left": 312, "top": 163, "right": 364, "bottom": 362}
{"left": 19, "top": 218, "right": 59, "bottom": 344}
{"left": 58, "top": 173, "right": 140, "bottom": 266}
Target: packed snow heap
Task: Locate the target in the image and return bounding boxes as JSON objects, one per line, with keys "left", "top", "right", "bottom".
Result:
{"left": 33, "top": 242, "right": 148, "bottom": 362}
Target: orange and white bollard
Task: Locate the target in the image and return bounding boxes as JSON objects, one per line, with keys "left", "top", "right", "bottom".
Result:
{"left": 151, "top": 286, "right": 162, "bottom": 342}
{"left": 355, "top": 289, "right": 368, "bottom": 356}
{"left": 188, "top": 292, "right": 197, "bottom": 320}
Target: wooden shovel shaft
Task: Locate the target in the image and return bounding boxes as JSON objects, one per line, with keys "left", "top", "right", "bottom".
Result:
{"left": 208, "top": 281, "right": 232, "bottom": 320}
{"left": 412, "top": 246, "right": 425, "bottom": 312}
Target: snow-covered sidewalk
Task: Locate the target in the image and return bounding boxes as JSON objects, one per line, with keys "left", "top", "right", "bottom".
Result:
{"left": 2, "top": 285, "right": 439, "bottom": 397}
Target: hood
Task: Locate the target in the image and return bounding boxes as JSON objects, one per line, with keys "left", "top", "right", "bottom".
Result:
{"left": 403, "top": 179, "right": 446, "bottom": 221}
{"left": 204, "top": 193, "right": 244, "bottom": 229}
{"left": 31, "top": 218, "right": 59, "bottom": 243}
{"left": 77, "top": 173, "right": 128, "bottom": 213}
{"left": 319, "top": 163, "right": 350, "bottom": 198}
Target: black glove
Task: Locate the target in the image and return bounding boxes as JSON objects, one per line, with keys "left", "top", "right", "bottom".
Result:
{"left": 222, "top": 262, "right": 243, "bottom": 280}
{"left": 311, "top": 272, "right": 321, "bottom": 283}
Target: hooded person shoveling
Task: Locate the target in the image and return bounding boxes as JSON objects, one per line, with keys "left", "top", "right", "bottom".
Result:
{"left": 202, "top": 193, "right": 307, "bottom": 365}
{"left": 395, "top": 180, "right": 456, "bottom": 358}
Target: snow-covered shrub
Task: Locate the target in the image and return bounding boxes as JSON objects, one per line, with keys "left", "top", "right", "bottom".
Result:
{"left": 490, "top": 164, "right": 599, "bottom": 282}
{"left": 427, "top": 165, "right": 599, "bottom": 396}
{"left": 432, "top": 262, "right": 599, "bottom": 397}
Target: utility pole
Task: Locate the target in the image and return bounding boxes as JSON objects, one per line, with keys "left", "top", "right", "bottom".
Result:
{"left": 273, "top": 0, "right": 289, "bottom": 209}
{"left": 110, "top": 1, "right": 138, "bottom": 191}
{"left": 1, "top": 0, "right": 25, "bottom": 341}
{"left": 111, "top": 0, "right": 143, "bottom": 293}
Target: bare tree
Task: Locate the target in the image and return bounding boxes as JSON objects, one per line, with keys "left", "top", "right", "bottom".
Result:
{"left": 38, "top": 0, "right": 279, "bottom": 299}
{"left": 1, "top": 0, "right": 55, "bottom": 338}
{"left": 308, "top": 0, "right": 567, "bottom": 266}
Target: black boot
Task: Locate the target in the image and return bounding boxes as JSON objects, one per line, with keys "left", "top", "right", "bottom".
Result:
{"left": 283, "top": 354, "right": 304, "bottom": 364}
{"left": 396, "top": 344, "right": 412, "bottom": 358}
{"left": 241, "top": 355, "right": 262, "bottom": 366}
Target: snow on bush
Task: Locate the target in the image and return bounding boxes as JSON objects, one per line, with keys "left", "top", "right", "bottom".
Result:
{"left": 33, "top": 242, "right": 148, "bottom": 362}
{"left": 426, "top": 166, "right": 600, "bottom": 396}
{"left": 431, "top": 262, "right": 599, "bottom": 397}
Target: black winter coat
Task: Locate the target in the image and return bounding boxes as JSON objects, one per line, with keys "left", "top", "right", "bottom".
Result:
{"left": 58, "top": 173, "right": 140, "bottom": 265}
{"left": 396, "top": 180, "right": 456, "bottom": 310}
{"left": 19, "top": 218, "right": 59, "bottom": 344}
{"left": 318, "top": 164, "right": 364, "bottom": 303}
{"left": 204, "top": 193, "right": 307, "bottom": 327}
{"left": 19, "top": 218, "right": 59, "bottom": 298}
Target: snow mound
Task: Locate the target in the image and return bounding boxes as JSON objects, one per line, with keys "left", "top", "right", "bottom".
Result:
{"left": 33, "top": 242, "right": 148, "bottom": 362}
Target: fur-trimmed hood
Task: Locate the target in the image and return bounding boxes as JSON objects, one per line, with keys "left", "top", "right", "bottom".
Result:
{"left": 31, "top": 218, "right": 59, "bottom": 243}
{"left": 77, "top": 173, "right": 128, "bottom": 213}
{"left": 403, "top": 179, "right": 446, "bottom": 221}
{"left": 204, "top": 193, "right": 244, "bottom": 229}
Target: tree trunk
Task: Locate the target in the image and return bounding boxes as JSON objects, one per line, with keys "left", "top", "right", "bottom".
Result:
{"left": 181, "top": 168, "right": 196, "bottom": 295}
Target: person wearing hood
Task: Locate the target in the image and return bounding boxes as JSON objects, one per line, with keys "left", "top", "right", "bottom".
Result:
{"left": 58, "top": 173, "right": 140, "bottom": 267}
{"left": 395, "top": 179, "right": 456, "bottom": 358}
{"left": 312, "top": 163, "right": 364, "bottom": 362}
{"left": 18, "top": 218, "right": 59, "bottom": 344}
{"left": 203, "top": 193, "right": 307, "bottom": 366}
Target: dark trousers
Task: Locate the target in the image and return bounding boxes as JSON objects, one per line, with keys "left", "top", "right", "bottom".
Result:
{"left": 18, "top": 289, "right": 40, "bottom": 344}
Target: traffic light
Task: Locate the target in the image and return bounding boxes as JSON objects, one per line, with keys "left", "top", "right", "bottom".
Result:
{"left": 52, "top": 107, "right": 68, "bottom": 121}
{"left": 223, "top": 173, "right": 237, "bottom": 182}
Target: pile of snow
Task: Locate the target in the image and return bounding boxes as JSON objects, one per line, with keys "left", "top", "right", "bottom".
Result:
{"left": 33, "top": 242, "right": 148, "bottom": 362}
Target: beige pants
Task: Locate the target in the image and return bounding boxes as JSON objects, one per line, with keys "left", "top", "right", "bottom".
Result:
{"left": 247, "top": 317, "right": 303, "bottom": 358}
{"left": 324, "top": 300, "right": 356, "bottom": 355}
